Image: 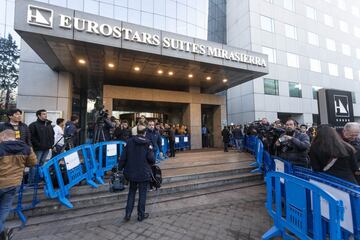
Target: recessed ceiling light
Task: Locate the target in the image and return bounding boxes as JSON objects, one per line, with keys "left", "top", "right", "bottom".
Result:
{"left": 134, "top": 66, "right": 140, "bottom": 71}
{"left": 206, "top": 76, "right": 211, "bottom": 80}
{"left": 158, "top": 70, "right": 163, "bottom": 74}
{"left": 188, "top": 74, "right": 193, "bottom": 78}
{"left": 108, "top": 63, "right": 115, "bottom": 68}
{"left": 223, "top": 78, "right": 228, "bottom": 83}
{"left": 168, "top": 71, "right": 174, "bottom": 76}
{"left": 78, "top": 59, "right": 86, "bottom": 64}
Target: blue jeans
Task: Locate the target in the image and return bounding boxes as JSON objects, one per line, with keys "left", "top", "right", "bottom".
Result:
{"left": 29, "top": 150, "right": 49, "bottom": 184}
{"left": 235, "top": 139, "right": 243, "bottom": 151}
{"left": 125, "top": 181, "right": 148, "bottom": 217}
{"left": 0, "top": 186, "right": 18, "bottom": 233}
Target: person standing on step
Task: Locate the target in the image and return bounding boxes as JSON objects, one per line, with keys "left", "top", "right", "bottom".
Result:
{"left": 119, "top": 123, "right": 155, "bottom": 222}
{"left": 0, "top": 130, "right": 37, "bottom": 240}
{"left": 222, "top": 126, "right": 231, "bottom": 152}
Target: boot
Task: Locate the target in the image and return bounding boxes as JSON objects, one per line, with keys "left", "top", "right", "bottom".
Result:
{"left": 137, "top": 213, "right": 149, "bottom": 222}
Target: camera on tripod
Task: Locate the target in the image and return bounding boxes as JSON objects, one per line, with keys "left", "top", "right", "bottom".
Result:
{"left": 96, "top": 106, "right": 109, "bottom": 124}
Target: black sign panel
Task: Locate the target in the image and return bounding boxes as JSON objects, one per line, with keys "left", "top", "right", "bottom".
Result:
{"left": 325, "top": 90, "right": 354, "bottom": 128}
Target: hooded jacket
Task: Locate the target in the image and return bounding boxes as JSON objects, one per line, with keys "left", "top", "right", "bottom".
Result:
{"left": 0, "top": 140, "right": 37, "bottom": 188}
{"left": 29, "top": 119, "right": 55, "bottom": 151}
{"left": 119, "top": 135, "right": 155, "bottom": 182}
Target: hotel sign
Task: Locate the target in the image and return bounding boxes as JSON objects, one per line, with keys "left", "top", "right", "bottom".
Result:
{"left": 26, "top": 4, "right": 267, "bottom": 68}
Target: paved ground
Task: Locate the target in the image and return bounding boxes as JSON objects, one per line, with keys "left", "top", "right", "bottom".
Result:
{"left": 13, "top": 188, "right": 272, "bottom": 240}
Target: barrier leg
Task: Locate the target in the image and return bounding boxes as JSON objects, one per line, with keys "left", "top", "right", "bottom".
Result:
{"left": 251, "top": 167, "right": 262, "bottom": 173}
{"left": 262, "top": 226, "right": 281, "bottom": 240}
{"left": 250, "top": 162, "right": 258, "bottom": 167}
{"left": 86, "top": 178, "right": 98, "bottom": 189}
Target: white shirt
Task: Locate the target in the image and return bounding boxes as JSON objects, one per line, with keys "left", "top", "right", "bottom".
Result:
{"left": 53, "top": 125, "right": 64, "bottom": 146}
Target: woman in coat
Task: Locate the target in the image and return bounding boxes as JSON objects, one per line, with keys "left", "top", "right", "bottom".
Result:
{"left": 309, "top": 125, "right": 359, "bottom": 184}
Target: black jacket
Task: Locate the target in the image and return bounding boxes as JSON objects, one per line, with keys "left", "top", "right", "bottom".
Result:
{"left": 0, "top": 122, "right": 31, "bottom": 146}
{"left": 309, "top": 146, "right": 359, "bottom": 184}
{"left": 222, "top": 128, "right": 231, "bottom": 143}
{"left": 232, "top": 128, "right": 243, "bottom": 139}
{"left": 118, "top": 135, "right": 155, "bottom": 182}
{"left": 146, "top": 128, "right": 162, "bottom": 152}
{"left": 278, "top": 131, "right": 310, "bottom": 167}
{"left": 113, "top": 127, "right": 131, "bottom": 142}
{"left": 29, "top": 119, "right": 55, "bottom": 151}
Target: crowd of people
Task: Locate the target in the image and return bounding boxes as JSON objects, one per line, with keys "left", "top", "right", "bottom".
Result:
{"left": 243, "top": 117, "right": 360, "bottom": 185}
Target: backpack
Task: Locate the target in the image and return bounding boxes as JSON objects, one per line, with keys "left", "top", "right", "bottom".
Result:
{"left": 150, "top": 165, "right": 162, "bottom": 190}
{"left": 109, "top": 171, "right": 125, "bottom": 192}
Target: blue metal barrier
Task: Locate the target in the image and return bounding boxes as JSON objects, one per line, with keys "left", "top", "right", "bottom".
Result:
{"left": 244, "top": 135, "right": 257, "bottom": 154}
{"left": 293, "top": 166, "right": 360, "bottom": 239}
{"left": 250, "top": 138, "right": 264, "bottom": 173}
{"left": 159, "top": 137, "right": 169, "bottom": 160}
{"left": 40, "top": 144, "right": 98, "bottom": 208}
{"left": 263, "top": 172, "right": 344, "bottom": 240}
{"left": 92, "top": 141, "right": 126, "bottom": 184}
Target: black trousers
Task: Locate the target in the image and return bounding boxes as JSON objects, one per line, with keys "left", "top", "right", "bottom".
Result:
{"left": 169, "top": 140, "right": 175, "bottom": 157}
{"left": 125, "top": 181, "right": 148, "bottom": 217}
{"left": 224, "top": 142, "right": 229, "bottom": 152}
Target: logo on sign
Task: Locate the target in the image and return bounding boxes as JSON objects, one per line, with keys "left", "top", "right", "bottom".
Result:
{"left": 27, "top": 5, "right": 53, "bottom": 28}
{"left": 334, "top": 95, "right": 350, "bottom": 117}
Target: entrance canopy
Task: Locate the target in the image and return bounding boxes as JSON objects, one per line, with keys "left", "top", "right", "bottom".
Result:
{"left": 15, "top": 0, "right": 268, "bottom": 93}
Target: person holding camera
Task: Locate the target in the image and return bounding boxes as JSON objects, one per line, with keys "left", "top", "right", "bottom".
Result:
{"left": 275, "top": 119, "right": 310, "bottom": 167}
{"left": 119, "top": 123, "right": 155, "bottom": 222}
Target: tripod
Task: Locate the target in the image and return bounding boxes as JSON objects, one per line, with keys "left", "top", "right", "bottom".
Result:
{"left": 93, "top": 121, "right": 106, "bottom": 144}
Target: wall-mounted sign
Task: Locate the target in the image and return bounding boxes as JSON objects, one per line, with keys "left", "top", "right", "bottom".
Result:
{"left": 318, "top": 89, "right": 354, "bottom": 128}
{"left": 26, "top": 4, "right": 267, "bottom": 68}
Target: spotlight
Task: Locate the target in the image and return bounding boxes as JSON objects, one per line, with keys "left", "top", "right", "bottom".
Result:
{"left": 223, "top": 78, "right": 228, "bottom": 83}
{"left": 206, "top": 76, "right": 211, "bottom": 80}
{"left": 188, "top": 74, "right": 193, "bottom": 78}
{"left": 168, "top": 71, "right": 174, "bottom": 76}
{"left": 78, "top": 59, "right": 86, "bottom": 64}
{"left": 108, "top": 63, "right": 115, "bottom": 68}
{"left": 134, "top": 66, "right": 140, "bottom": 71}
{"left": 158, "top": 70, "right": 163, "bottom": 74}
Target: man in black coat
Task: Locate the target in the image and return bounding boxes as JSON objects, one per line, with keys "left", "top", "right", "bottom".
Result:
{"left": 0, "top": 109, "right": 31, "bottom": 146}
{"left": 222, "top": 126, "right": 231, "bottom": 152}
{"left": 119, "top": 123, "right": 155, "bottom": 222}
{"left": 275, "top": 119, "right": 310, "bottom": 167}
{"left": 146, "top": 120, "right": 163, "bottom": 158}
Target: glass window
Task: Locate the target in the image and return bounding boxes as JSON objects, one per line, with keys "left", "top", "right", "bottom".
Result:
{"left": 262, "top": 46, "right": 277, "bottom": 63}
{"left": 264, "top": 79, "right": 279, "bottom": 95}
{"left": 177, "top": 20, "right": 187, "bottom": 35}
{"left": 165, "top": 17, "right": 176, "bottom": 32}
{"left": 128, "top": 9, "right": 141, "bottom": 24}
{"left": 0, "top": 0, "right": 5, "bottom": 25}
{"left": 260, "top": 15, "right": 274, "bottom": 32}
{"left": 49, "top": 0, "right": 66, "bottom": 7}
{"left": 114, "top": 0, "right": 127, "bottom": 7}
{"left": 141, "top": 11, "right": 153, "bottom": 28}
{"left": 114, "top": 6, "right": 128, "bottom": 21}
{"left": 354, "top": 26, "right": 360, "bottom": 38}
{"left": 154, "top": 0, "right": 165, "bottom": 15}
{"left": 177, "top": 3, "right": 187, "bottom": 22}
{"left": 142, "top": 0, "right": 154, "bottom": 12}
{"left": 196, "top": 27, "right": 207, "bottom": 40}
{"left": 352, "top": 92, "right": 357, "bottom": 104}
{"left": 286, "top": 53, "right": 299, "bottom": 68}
{"left": 326, "top": 38, "right": 336, "bottom": 51}
{"left": 0, "top": 24, "right": 5, "bottom": 37}
{"left": 341, "top": 44, "right": 351, "bottom": 56}
{"left": 338, "top": 0, "right": 346, "bottom": 10}
{"left": 289, "top": 82, "right": 302, "bottom": 98}
{"left": 323, "top": 14, "right": 333, "bottom": 27}
{"left": 328, "top": 63, "right": 339, "bottom": 76}
{"left": 305, "top": 6, "right": 316, "bottom": 20}
{"left": 166, "top": 0, "right": 176, "bottom": 18}
{"left": 284, "top": 0, "right": 295, "bottom": 11}
{"left": 129, "top": 0, "right": 141, "bottom": 9}
{"left": 154, "top": 14, "right": 166, "bottom": 30}
{"left": 339, "top": 20, "right": 349, "bottom": 33}
{"left": 285, "top": 24, "right": 297, "bottom": 39}
{"left": 356, "top": 48, "right": 360, "bottom": 59}
{"left": 307, "top": 32, "right": 319, "bottom": 46}
{"left": 187, "top": 7, "right": 196, "bottom": 23}
{"left": 196, "top": 11, "right": 206, "bottom": 29}
{"left": 310, "top": 58, "right": 321, "bottom": 72}
{"left": 68, "top": 0, "right": 84, "bottom": 11}
{"left": 312, "top": 86, "right": 322, "bottom": 100}
{"left": 187, "top": 23, "right": 196, "bottom": 37}
{"left": 352, "top": 6, "right": 360, "bottom": 17}
{"left": 84, "top": 0, "right": 99, "bottom": 14}
{"left": 5, "top": 0, "right": 14, "bottom": 26}
{"left": 344, "top": 67, "right": 353, "bottom": 79}
{"left": 99, "top": 2, "right": 113, "bottom": 18}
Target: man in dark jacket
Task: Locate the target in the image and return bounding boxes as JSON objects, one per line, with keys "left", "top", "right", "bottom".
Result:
{"left": 29, "top": 110, "right": 54, "bottom": 183}
{"left": 0, "top": 109, "right": 31, "bottom": 146}
{"left": 164, "top": 123, "right": 176, "bottom": 157}
{"left": 113, "top": 120, "right": 131, "bottom": 142}
{"left": 222, "top": 126, "right": 231, "bottom": 152}
{"left": 146, "top": 120, "right": 163, "bottom": 158}
{"left": 0, "top": 130, "right": 37, "bottom": 239}
{"left": 64, "top": 115, "right": 80, "bottom": 147}
{"left": 232, "top": 125, "right": 243, "bottom": 152}
{"left": 119, "top": 123, "right": 155, "bottom": 222}
{"left": 276, "top": 119, "right": 310, "bottom": 167}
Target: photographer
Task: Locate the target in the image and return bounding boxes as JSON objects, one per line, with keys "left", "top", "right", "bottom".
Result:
{"left": 255, "top": 118, "right": 284, "bottom": 155}
{"left": 64, "top": 115, "right": 80, "bottom": 147}
{"left": 275, "top": 119, "right": 310, "bottom": 167}
{"left": 94, "top": 109, "right": 115, "bottom": 142}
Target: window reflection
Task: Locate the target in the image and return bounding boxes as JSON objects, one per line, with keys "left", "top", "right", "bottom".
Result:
{"left": 166, "top": 0, "right": 176, "bottom": 17}
{"left": 100, "top": 2, "right": 114, "bottom": 18}
{"left": 154, "top": 14, "right": 166, "bottom": 30}
{"left": 141, "top": 12, "right": 154, "bottom": 28}
{"left": 142, "top": 0, "right": 154, "bottom": 13}
{"left": 128, "top": 9, "right": 141, "bottom": 24}
{"left": 84, "top": 0, "right": 99, "bottom": 14}
{"left": 114, "top": 6, "right": 128, "bottom": 21}
{"left": 165, "top": 17, "right": 176, "bottom": 32}
{"left": 68, "top": 0, "right": 84, "bottom": 11}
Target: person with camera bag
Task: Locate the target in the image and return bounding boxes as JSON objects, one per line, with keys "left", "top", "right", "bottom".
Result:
{"left": 275, "top": 119, "right": 310, "bottom": 167}
{"left": 118, "top": 123, "right": 155, "bottom": 222}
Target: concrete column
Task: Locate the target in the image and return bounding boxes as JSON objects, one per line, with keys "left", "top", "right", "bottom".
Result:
{"left": 213, "top": 104, "right": 227, "bottom": 148}
{"left": 183, "top": 103, "right": 202, "bottom": 149}
{"left": 57, "top": 72, "right": 72, "bottom": 120}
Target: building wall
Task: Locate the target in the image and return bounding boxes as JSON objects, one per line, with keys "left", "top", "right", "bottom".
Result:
{"left": 227, "top": 0, "right": 360, "bottom": 125}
